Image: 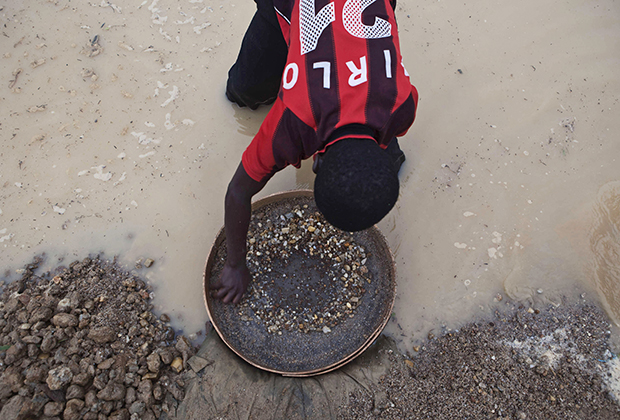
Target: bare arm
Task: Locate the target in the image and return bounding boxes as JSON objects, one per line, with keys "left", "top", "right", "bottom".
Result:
{"left": 212, "top": 162, "right": 268, "bottom": 304}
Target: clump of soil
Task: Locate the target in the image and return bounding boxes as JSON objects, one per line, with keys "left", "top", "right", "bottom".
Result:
{"left": 0, "top": 257, "right": 196, "bottom": 420}
{"left": 339, "top": 301, "right": 620, "bottom": 420}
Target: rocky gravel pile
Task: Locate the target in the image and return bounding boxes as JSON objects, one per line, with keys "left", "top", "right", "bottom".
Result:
{"left": 339, "top": 301, "right": 620, "bottom": 420}
{"left": 0, "top": 257, "right": 196, "bottom": 420}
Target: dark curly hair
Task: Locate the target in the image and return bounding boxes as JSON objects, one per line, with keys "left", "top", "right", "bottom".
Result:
{"left": 314, "top": 138, "right": 399, "bottom": 232}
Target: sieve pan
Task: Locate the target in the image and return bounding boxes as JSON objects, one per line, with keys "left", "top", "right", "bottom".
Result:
{"left": 203, "top": 190, "right": 396, "bottom": 376}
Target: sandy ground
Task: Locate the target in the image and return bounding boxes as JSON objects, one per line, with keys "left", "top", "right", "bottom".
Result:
{"left": 1, "top": 1, "right": 620, "bottom": 417}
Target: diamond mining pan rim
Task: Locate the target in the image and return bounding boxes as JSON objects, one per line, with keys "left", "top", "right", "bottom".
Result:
{"left": 203, "top": 189, "right": 396, "bottom": 377}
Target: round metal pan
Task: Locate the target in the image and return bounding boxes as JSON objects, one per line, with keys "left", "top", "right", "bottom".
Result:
{"left": 203, "top": 190, "right": 396, "bottom": 376}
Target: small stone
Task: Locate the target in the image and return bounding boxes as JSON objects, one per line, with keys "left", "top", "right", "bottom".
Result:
{"left": 84, "top": 390, "right": 98, "bottom": 408}
{"left": 146, "top": 352, "right": 161, "bottom": 373}
{"left": 129, "top": 401, "right": 146, "bottom": 415}
{"left": 97, "top": 382, "right": 126, "bottom": 401}
{"left": 170, "top": 357, "right": 183, "bottom": 373}
{"left": 22, "top": 335, "right": 42, "bottom": 344}
{"left": 40, "top": 335, "right": 57, "bottom": 353}
{"left": 0, "top": 395, "right": 25, "bottom": 419}
{"left": 109, "top": 408, "right": 130, "bottom": 420}
{"left": 166, "top": 382, "right": 184, "bottom": 401}
{"left": 73, "top": 372, "right": 91, "bottom": 387}
{"left": 322, "top": 326, "right": 331, "bottom": 333}
{"left": 29, "top": 306, "right": 53, "bottom": 323}
{"left": 153, "top": 384, "right": 163, "bottom": 401}
{"left": 144, "top": 258, "right": 155, "bottom": 268}
{"left": 175, "top": 335, "right": 192, "bottom": 361}
{"left": 159, "top": 348, "right": 173, "bottom": 365}
{"left": 125, "top": 387, "right": 137, "bottom": 405}
{"left": 44, "top": 401, "right": 65, "bottom": 416}
{"left": 52, "top": 313, "right": 78, "bottom": 328}
{"left": 137, "top": 380, "right": 154, "bottom": 405}
{"left": 56, "top": 297, "right": 72, "bottom": 312}
{"left": 5, "top": 298, "right": 21, "bottom": 314}
{"left": 88, "top": 326, "right": 116, "bottom": 344}
{"left": 25, "top": 365, "right": 46, "bottom": 383}
{"left": 46, "top": 366, "right": 73, "bottom": 390}
{"left": 405, "top": 359, "right": 414, "bottom": 368}
{"left": 66, "top": 384, "right": 85, "bottom": 400}
{"left": 159, "top": 313, "right": 170, "bottom": 323}
{"left": 187, "top": 355, "right": 210, "bottom": 373}
{"left": 98, "top": 357, "right": 115, "bottom": 370}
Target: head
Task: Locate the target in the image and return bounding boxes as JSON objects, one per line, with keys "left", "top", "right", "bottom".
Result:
{"left": 313, "top": 138, "right": 399, "bottom": 232}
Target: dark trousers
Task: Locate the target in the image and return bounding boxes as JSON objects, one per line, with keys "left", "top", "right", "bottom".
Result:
{"left": 226, "top": 0, "right": 288, "bottom": 110}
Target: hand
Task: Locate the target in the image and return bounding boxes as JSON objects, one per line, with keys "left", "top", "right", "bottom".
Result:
{"left": 211, "top": 261, "right": 251, "bottom": 304}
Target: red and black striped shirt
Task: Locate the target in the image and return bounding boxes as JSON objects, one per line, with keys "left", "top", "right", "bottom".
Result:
{"left": 243, "top": 0, "right": 418, "bottom": 182}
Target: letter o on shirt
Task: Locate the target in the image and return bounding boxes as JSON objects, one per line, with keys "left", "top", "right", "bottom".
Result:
{"left": 283, "top": 63, "right": 299, "bottom": 90}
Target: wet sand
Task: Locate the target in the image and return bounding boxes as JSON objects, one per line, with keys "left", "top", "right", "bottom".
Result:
{"left": 1, "top": 0, "right": 620, "bottom": 355}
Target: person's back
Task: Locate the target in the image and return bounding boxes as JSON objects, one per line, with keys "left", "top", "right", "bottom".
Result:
{"left": 213, "top": 0, "right": 419, "bottom": 303}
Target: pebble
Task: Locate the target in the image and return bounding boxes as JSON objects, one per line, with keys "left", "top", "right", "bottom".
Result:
{"left": 52, "top": 313, "right": 79, "bottom": 328}
{"left": 187, "top": 355, "right": 210, "bottom": 373}
{"left": 170, "top": 357, "right": 184, "bottom": 373}
{"left": 43, "top": 401, "right": 65, "bottom": 416}
{"left": 40, "top": 335, "right": 57, "bottom": 353}
{"left": 66, "top": 384, "right": 85, "bottom": 400}
{"left": 47, "top": 366, "right": 73, "bottom": 390}
{"left": 29, "top": 306, "right": 53, "bottom": 323}
{"left": 63, "top": 399, "right": 85, "bottom": 420}
{"left": 129, "top": 400, "right": 146, "bottom": 415}
{"left": 147, "top": 352, "right": 162, "bottom": 373}
{"left": 97, "top": 382, "right": 127, "bottom": 401}
{"left": 88, "top": 326, "right": 116, "bottom": 344}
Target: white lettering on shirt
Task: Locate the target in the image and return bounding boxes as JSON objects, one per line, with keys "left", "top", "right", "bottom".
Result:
{"left": 384, "top": 49, "right": 392, "bottom": 78}
{"left": 313, "top": 61, "right": 331, "bottom": 89}
{"left": 299, "top": 0, "right": 335, "bottom": 55}
{"left": 283, "top": 63, "right": 299, "bottom": 89}
{"left": 342, "top": 0, "right": 392, "bottom": 39}
{"left": 299, "top": 0, "right": 392, "bottom": 55}
{"left": 346, "top": 56, "right": 367, "bottom": 87}
{"left": 401, "top": 58, "right": 409, "bottom": 77}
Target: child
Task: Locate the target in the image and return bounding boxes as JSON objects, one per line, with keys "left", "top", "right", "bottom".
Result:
{"left": 213, "top": 0, "right": 418, "bottom": 303}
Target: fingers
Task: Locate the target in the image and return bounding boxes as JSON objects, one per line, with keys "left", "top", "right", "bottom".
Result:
{"left": 222, "top": 288, "right": 238, "bottom": 304}
{"left": 232, "top": 292, "right": 242, "bottom": 305}
{"left": 211, "top": 282, "right": 242, "bottom": 304}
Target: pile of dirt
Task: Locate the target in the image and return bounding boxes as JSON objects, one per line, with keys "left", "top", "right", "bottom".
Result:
{"left": 339, "top": 301, "right": 620, "bottom": 420}
{"left": 0, "top": 257, "right": 196, "bottom": 420}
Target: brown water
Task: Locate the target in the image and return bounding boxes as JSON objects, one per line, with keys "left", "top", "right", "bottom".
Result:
{"left": 1, "top": 0, "right": 619, "bottom": 350}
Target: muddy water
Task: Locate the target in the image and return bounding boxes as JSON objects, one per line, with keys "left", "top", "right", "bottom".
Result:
{"left": 1, "top": 0, "right": 619, "bottom": 351}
